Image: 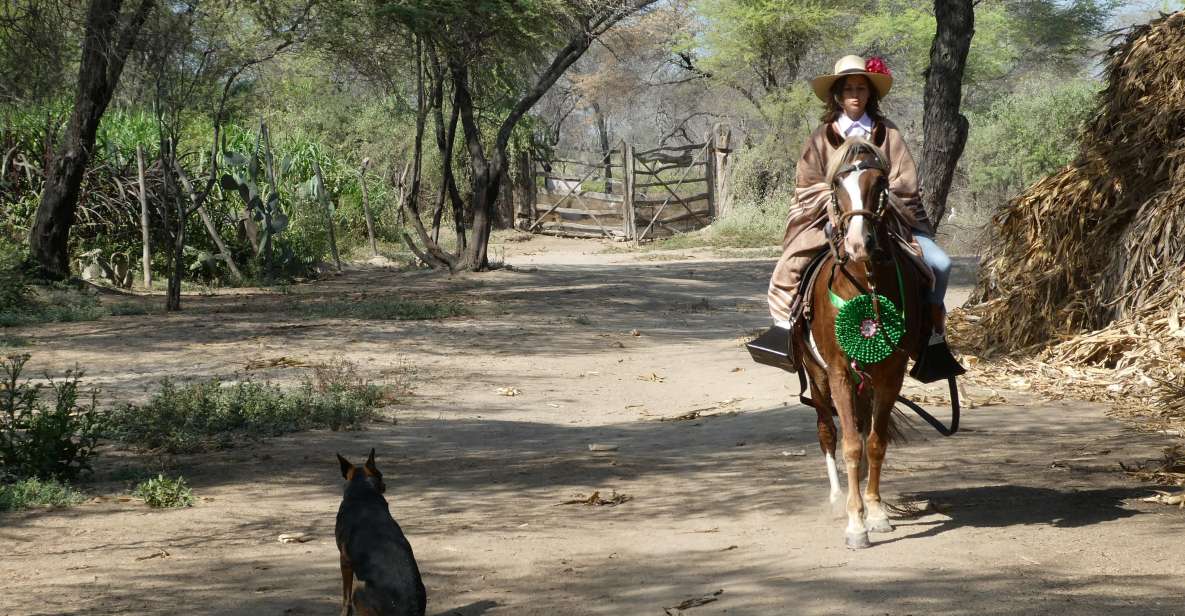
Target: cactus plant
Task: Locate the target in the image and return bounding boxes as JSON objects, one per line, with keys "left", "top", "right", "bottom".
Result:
{"left": 219, "top": 121, "right": 288, "bottom": 280}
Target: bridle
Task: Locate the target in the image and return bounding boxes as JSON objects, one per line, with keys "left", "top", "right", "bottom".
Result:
{"left": 827, "top": 154, "right": 889, "bottom": 265}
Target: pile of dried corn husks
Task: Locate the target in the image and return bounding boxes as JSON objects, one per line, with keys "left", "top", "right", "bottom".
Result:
{"left": 952, "top": 12, "right": 1185, "bottom": 420}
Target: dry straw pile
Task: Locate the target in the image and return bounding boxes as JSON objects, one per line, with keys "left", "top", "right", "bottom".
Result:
{"left": 952, "top": 12, "right": 1185, "bottom": 420}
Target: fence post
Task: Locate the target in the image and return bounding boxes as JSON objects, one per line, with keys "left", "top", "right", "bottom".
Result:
{"left": 622, "top": 142, "right": 636, "bottom": 240}
{"left": 705, "top": 135, "right": 717, "bottom": 220}
{"left": 711, "top": 123, "right": 733, "bottom": 218}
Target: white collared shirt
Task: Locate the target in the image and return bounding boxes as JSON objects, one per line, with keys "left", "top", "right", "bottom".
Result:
{"left": 836, "top": 112, "right": 874, "bottom": 139}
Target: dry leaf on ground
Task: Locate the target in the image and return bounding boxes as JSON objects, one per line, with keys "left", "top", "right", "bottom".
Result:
{"left": 664, "top": 589, "right": 724, "bottom": 614}
{"left": 559, "top": 491, "right": 632, "bottom": 507}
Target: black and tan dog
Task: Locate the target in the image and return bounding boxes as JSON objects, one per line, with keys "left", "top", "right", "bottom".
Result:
{"left": 335, "top": 449, "right": 426, "bottom": 616}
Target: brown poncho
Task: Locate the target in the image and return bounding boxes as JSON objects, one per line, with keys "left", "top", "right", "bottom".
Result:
{"left": 767, "top": 118, "right": 934, "bottom": 321}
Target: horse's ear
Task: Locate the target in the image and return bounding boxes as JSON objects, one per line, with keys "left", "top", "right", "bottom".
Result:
{"left": 872, "top": 122, "right": 887, "bottom": 148}
{"left": 365, "top": 448, "right": 377, "bottom": 470}
{"left": 337, "top": 453, "right": 353, "bottom": 479}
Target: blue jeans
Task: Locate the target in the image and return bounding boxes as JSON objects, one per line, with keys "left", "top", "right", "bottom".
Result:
{"left": 915, "top": 233, "right": 950, "bottom": 305}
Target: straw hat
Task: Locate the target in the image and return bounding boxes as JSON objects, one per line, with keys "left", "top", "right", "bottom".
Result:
{"left": 810, "top": 55, "right": 893, "bottom": 102}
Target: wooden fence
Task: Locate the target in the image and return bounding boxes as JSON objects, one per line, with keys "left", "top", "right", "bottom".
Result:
{"left": 518, "top": 125, "right": 732, "bottom": 241}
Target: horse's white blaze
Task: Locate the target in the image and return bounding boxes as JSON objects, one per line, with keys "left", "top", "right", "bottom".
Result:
{"left": 840, "top": 170, "right": 869, "bottom": 261}
{"left": 826, "top": 451, "right": 842, "bottom": 503}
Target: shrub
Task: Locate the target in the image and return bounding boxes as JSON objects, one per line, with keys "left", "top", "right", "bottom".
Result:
{"left": 646, "top": 194, "right": 788, "bottom": 251}
{"left": 107, "top": 361, "right": 385, "bottom": 453}
{"left": 296, "top": 298, "right": 466, "bottom": 321}
{"left": 0, "top": 477, "right": 86, "bottom": 512}
{"left": 133, "top": 474, "right": 194, "bottom": 508}
{"left": 963, "top": 74, "right": 1099, "bottom": 210}
{"left": 0, "top": 354, "right": 105, "bottom": 481}
{"left": 108, "top": 302, "right": 149, "bottom": 316}
{"left": 0, "top": 335, "right": 28, "bottom": 349}
{"left": 0, "top": 238, "right": 33, "bottom": 319}
{"left": 0, "top": 250, "right": 107, "bottom": 326}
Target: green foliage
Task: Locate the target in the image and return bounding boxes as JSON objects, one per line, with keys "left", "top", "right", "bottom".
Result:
{"left": 0, "top": 279, "right": 107, "bottom": 328}
{"left": 0, "top": 354, "right": 106, "bottom": 482}
{"left": 694, "top": 0, "right": 854, "bottom": 99}
{"left": 133, "top": 474, "right": 194, "bottom": 508}
{"left": 107, "top": 363, "right": 386, "bottom": 453}
{"left": 0, "top": 335, "right": 28, "bottom": 349}
{"left": 850, "top": 0, "right": 1115, "bottom": 94}
{"left": 728, "top": 87, "right": 817, "bottom": 203}
{"left": 648, "top": 195, "right": 786, "bottom": 250}
{"left": 0, "top": 237, "right": 33, "bottom": 317}
{"left": 964, "top": 75, "right": 1098, "bottom": 205}
{"left": 0, "top": 477, "right": 85, "bottom": 512}
{"left": 108, "top": 302, "right": 150, "bottom": 316}
{"left": 295, "top": 297, "right": 466, "bottom": 321}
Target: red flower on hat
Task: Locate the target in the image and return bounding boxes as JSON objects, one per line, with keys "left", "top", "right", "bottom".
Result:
{"left": 865, "top": 56, "right": 891, "bottom": 76}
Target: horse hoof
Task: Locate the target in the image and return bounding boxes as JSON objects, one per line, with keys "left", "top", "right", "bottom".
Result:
{"left": 845, "top": 532, "right": 871, "bottom": 549}
{"left": 866, "top": 517, "right": 894, "bottom": 533}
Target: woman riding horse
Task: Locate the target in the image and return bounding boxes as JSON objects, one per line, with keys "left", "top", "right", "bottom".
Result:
{"left": 768, "top": 55, "right": 952, "bottom": 350}
{"left": 766, "top": 55, "right": 962, "bottom": 548}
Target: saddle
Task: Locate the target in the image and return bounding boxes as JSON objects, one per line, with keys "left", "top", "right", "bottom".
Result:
{"left": 746, "top": 243, "right": 963, "bottom": 383}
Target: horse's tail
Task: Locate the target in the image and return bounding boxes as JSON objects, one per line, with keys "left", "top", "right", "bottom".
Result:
{"left": 886, "top": 404, "right": 919, "bottom": 444}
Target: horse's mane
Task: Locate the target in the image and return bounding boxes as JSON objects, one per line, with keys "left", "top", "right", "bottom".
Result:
{"left": 825, "top": 137, "right": 889, "bottom": 185}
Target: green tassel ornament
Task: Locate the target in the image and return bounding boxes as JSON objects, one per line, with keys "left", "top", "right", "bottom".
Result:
{"left": 832, "top": 293, "right": 904, "bottom": 364}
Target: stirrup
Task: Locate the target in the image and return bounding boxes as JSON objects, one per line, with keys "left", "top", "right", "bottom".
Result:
{"left": 909, "top": 333, "right": 966, "bottom": 384}
{"left": 746, "top": 322, "right": 799, "bottom": 372}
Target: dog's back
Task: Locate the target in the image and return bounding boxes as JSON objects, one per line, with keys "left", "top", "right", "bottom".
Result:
{"left": 336, "top": 452, "right": 426, "bottom": 616}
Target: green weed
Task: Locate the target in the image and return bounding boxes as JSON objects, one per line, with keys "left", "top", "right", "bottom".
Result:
{"left": 107, "top": 360, "right": 386, "bottom": 453}
{"left": 296, "top": 298, "right": 465, "bottom": 321}
{"left": 133, "top": 474, "right": 194, "bottom": 508}
{"left": 0, "top": 354, "right": 105, "bottom": 481}
{"left": 108, "top": 302, "right": 149, "bottom": 316}
{"left": 0, "top": 477, "right": 86, "bottom": 512}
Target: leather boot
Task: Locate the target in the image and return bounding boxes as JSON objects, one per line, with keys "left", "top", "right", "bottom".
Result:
{"left": 909, "top": 304, "right": 966, "bottom": 383}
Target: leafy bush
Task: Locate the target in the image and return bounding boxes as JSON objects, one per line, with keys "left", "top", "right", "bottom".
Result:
{"left": 133, "top": 474, "right": 194, "bottom": 508}
{"left": 646, "top": 194, "right": 787, "bottom": 251}
{"left": 0, "top": 477, "right": 86, "bottom": 512}
{"left": 108, "top": 302, "right": 149, "bottom": 316}
{"left": 296, "top": 298, "right": 466, "bottom": 321}
{"left": 0, "top": 238, "right": 33, "bottom": 317}
{"left": 0, "top": 335, "right": 28, "bottom": 349}
{"left": 0, "top": 239, "right": 107, "bottom": 326}
{"left": 0, "top": 354, "right": 105, "bottom": 481}
{"left": 107, "top": 362, "right": 385, "bottom": 453}
{"left": 963, "top": 74, "right": 1099, "bottom": 209}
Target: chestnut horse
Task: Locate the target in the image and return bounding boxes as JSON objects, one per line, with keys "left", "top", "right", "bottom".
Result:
{"left": 793, "top": 137, "right": 926, "bottom": 549}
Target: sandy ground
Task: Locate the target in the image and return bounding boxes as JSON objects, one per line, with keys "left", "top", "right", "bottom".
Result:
{"left": 1, "top": 236, "right": 1183, "bottom": 616}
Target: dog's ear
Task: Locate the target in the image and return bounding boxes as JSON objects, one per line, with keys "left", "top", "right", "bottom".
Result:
{"left": 365, "top": 448, "right": 378, "bottom": 471}
{"left": 337, "top": 453, "right": 353, "bottom": 479}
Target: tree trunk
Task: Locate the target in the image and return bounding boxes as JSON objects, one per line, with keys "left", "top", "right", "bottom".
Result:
{"left": 313, "top": 159, "right": 342, "bottom": 272}
{"left": 921, "top": 0, "right": 974, "bottom": 231}
{"left": 27, "top": 0, "right": 154, "bottom": 279}
{"left": 160, "top": 140, "right": 184, "bottom": 312}
{"left": 359, "top": 160, "right": 378, "bottom": 257}
{"left": 593, "top": 102, "right": 613, "bottom": 193}
{"left": 401, "top": 37, "right": 458, "bottom": 271}
{"left": 136, "top": 144, "right": 152, "bottom": 288}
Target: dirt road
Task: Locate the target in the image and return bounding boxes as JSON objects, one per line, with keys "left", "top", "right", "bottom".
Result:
{"left": 2, "top": 237, "right": 1181, "bottom": 615}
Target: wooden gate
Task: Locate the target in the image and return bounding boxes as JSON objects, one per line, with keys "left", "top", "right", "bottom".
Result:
{"left": 519, "top": 126, "right": 731, "bottom": 241}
